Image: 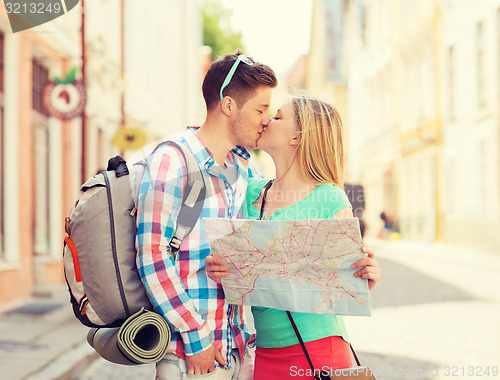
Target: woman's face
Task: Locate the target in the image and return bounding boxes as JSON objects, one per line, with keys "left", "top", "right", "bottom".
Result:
{"left": 257, "top": 102, "right": 298, "bottom": 154}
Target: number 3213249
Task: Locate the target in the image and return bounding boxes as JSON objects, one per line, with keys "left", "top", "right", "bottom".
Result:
{"left": 443, "top": 366, "right": 498, "bottom": 377}
{"left": 5, "top": 2, "right": 63, "bottom": 14}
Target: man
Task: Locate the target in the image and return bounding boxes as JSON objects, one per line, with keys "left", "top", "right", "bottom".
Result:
{"left": 136, "top": 51, "right": 277, "bottom": 379}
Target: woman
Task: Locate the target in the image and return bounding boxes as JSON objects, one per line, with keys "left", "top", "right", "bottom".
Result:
{"left": 206, "top": 96, "right": 381, "bottom": 379}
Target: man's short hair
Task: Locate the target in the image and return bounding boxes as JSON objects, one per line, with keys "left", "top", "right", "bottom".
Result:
{"left": 202, "top": 49, "right": 278, "bottom": 112}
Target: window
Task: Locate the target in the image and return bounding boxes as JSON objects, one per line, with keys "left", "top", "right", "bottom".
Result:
{"left": 479, "top": 140, "right": 487, "bottom": 212}
{"left": 497, "top": 9, "right": 500, "bottom": 97}
{"left": 446, "top": 158, "right": 456, "bottom": 217}
{"left": 97, "top": 128, "right": 103, "bottom": 170}
{"left": 32, "top": 59, "right": 50, "bottom": 255}
{"left": 476, "top": 21, "right": 485, "bottom": 107}
{"left": 446, "top": 0, "right": 454, "bottom": 12}
{"left": 448, "top": 45, "right": 455, "bottom": 120}
{"left": 33, "top": 124, "right": 50, "bottom": 254}
{"left": 0, "top": 31, "right": 4, "bottom": 258}
{"left": 0, "top": 107, "right": 3, "bottom": 259}
{"left": 0, "top": 31, "right": 4, "bottom": 93}
{"left": 32, "top": 58, "right": 49, "bottom": 116}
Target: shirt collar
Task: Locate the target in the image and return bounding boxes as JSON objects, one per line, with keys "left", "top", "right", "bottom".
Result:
{"left": 184, "top": 126, "right": 251, "bottom": 170}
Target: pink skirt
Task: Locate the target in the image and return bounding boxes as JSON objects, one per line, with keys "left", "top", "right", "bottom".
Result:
{"left": 254, "top": 336, "right": 352, "bottom": 379}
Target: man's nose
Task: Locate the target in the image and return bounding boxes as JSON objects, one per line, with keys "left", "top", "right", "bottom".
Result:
{"left": 262, "top": 113, "right": 271, "bottom": 126}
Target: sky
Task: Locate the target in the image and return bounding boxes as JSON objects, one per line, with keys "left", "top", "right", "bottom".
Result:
{"left": 220, "top": 0, "right": 313, "bottom": 76}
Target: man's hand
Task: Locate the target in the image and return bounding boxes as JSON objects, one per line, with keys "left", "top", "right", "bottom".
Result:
{"left": 205, "top": 255, "right": 229, "bottom": 284}
{"left": 352, "top": 247, "right": 381, "bottom": 290}
{"left": 185, "top": 343, "right": 228, "bottom": 375}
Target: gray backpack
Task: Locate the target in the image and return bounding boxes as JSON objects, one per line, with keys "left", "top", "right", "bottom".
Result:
{"left": 63, "top": 140, "right": 206, "bottom": 328}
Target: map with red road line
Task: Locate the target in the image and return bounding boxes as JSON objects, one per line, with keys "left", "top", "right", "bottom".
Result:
{"left": 204, "top": 218, "right": 371, "bottom": 316}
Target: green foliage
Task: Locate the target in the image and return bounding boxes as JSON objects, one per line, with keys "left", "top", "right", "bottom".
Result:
{"left": 65, "top": 67, "right": 77, "bottom": 84}
{"left": 54, "top": 67, "right": 78, "bottom": 84}
{"left": 202, "top": 0, "right": 245, "bottom": 61}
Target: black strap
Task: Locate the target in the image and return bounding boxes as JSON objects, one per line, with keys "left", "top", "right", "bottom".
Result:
{"left": 288, "top": 311, "right": 363, "bottom": 376}
{"left": 350, "top": 343, "right": 362, "bottom": 367}
{"left": 258, "top": 180, "right": 274, "bottom": 220}
{"left": 286, "top": 311, "right": 324, "bottom": 380}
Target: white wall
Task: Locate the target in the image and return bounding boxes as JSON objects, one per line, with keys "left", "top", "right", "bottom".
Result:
{"left": 441, "top": 0, "right": 500, "bottom": 252}
{"left": 124, "top": 0, "right": 203, "bottom": 141}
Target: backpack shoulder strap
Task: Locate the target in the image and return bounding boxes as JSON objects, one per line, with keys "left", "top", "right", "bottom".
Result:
{"left": 150, "top": 140, "right": 206, "bottom": 261}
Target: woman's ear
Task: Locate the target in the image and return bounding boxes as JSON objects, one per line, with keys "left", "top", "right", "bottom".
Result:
{"left": 221, "top": 97, "right": 234, "bottom": 116}
{"left": 290, "top": 135, "right": 300, "bottom": 146}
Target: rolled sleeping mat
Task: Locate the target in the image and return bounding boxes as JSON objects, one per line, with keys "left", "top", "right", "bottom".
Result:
{"left": 87, "top": 308, "right": 170, "bottom": 365}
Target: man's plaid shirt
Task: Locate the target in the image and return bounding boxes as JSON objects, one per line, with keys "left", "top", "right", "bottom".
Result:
{"left": 136, "top": 127, "right": 259, "bottom": 367}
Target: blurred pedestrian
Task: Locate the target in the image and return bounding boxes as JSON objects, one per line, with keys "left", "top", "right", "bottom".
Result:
{"left": 344, "top": 183, "right": 366, "bottom": 239}
{"left": 378, "top": 211, "right": 400, "bottom": 240}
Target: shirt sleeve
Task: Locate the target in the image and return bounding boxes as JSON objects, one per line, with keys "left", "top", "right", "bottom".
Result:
{"left": 135, "top": 146, "right": 212, "bottom": 356}
{"left": 325, "top": 186, "right": 353, "bottom": 218}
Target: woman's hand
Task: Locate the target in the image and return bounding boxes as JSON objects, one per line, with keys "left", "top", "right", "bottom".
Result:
{"left": 352, "top": 247, "right": 381, "bottom": 290}
{"left": 205, "top": 255, "right": 229, "bottom": 284}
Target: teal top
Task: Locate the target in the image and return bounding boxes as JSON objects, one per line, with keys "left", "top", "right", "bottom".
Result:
{"left": 246, "top": 178, "right": 352, "bottom": 348}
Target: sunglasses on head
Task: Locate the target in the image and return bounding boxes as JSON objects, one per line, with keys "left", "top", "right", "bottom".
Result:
{"left": 220, "top": 54, "right": 254, "bottom": 103}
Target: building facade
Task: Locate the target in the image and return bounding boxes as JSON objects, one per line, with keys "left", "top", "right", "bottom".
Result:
{"left": 440, "top": 0, "right": 500, "bottom": 252}
{"left": 307, "top": 0, "right": 350, "bottom": 178}
{"left": 121, "top": 0, "right": 203, "bottom": 144}
{"left": 0, "top": 0, "right": 204, "bottom": 310}
{"left": 0, "top": 4, "right": 83, "bottom": 307}
{"left": 337, "top": 0, "right": 443, "bottom": 241}
{"left": 334, "top": 0, "right": 500, "bottom": 252}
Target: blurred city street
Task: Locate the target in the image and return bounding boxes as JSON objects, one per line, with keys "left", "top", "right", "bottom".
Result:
{"left": 1, "top": 0, "right": 500, "bottom": 379}
{"left": 72, "top": 239, "right": 500, "bottom": 380}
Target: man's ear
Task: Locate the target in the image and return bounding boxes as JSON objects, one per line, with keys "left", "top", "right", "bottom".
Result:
{"left": 221, "top": 96, "right": 234, "bottom": 116}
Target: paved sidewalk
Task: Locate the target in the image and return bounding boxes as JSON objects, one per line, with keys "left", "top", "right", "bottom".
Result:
{"left": 0, "top": 287, "right": 96, "bottom": 380}
{"left": 344, "top": 238, "right": 500, "bottom": 379}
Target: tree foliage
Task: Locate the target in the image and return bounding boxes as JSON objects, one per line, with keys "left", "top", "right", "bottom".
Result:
{"left": 202, "top": 0, "right": 245, "bottom": 61}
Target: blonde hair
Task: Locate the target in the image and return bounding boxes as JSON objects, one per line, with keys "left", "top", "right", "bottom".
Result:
{"left": 292, "top": 96, "right": 344, "bottom": 188}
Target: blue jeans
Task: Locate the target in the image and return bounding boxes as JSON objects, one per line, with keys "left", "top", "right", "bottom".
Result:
{"left": 155, "top": 349, "right": 254, "bottom": 380}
